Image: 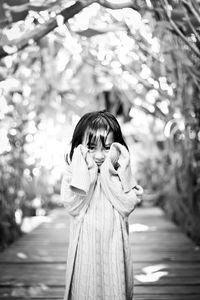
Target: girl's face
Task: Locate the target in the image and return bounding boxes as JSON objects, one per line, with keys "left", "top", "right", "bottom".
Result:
{"left": 83, "top": 130, "right": 114, "bottom": 168}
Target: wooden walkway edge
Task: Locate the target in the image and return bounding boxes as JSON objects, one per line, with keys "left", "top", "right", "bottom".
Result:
{"left": 0, "top": 206, "right": 200, "bottom": 300}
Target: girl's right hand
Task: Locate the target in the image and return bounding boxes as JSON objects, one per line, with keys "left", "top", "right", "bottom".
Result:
{"left": 69, "top": 145, "right": 98, "bottom": 195}
{"left": 79, "top": 145, "right": 97, "bottom": 170}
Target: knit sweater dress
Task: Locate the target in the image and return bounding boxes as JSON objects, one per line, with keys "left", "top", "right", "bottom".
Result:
{"left": 61, "top": 143, "right": 141, "bottom": 300}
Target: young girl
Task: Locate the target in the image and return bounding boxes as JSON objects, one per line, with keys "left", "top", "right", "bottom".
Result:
{"left": 61, "top": 110, "right": 143, "bottom": 300}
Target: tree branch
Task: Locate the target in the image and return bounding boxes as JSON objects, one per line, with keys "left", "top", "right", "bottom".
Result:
{"left": 161, "top": 0, "right": 200, "bottom": 59}
{"left": 2, "top": 1, "right": 72, "bottom": 13}
{"left": 0, "top": 0, "right": 96, "bottom": 59}
{"left": 124, "top": 22, "right": 162, "bottom": 64}
{"left": 97, "top": 0, "right": 138, "bottom": 10}
{"left": 184, "top": 8, "right": 200, "bottom": 44}
{"left": 97, "top": 0, "right": 161, "bottom": 14}
{"left": 117, "top": 86, "right": 167, "bottom": 121}
{"left": 125, "top": 65, "right": 175, "bottom": 101}
{"left": 183, "top": 0, "right": 200, "bottom": 25}
{"left": 3, "top": 2, "right": 55, "bottom": 13}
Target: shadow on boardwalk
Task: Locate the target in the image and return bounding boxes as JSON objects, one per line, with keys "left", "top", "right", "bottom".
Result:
{"left": 0, "top": 206, "right": 200, "bottom": 300}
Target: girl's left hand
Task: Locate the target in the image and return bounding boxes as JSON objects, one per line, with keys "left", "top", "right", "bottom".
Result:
{"left": 134, "top": 185, "right": 143, "bottom": 196}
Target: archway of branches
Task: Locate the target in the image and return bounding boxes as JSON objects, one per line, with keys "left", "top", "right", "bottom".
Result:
{"left": 0, "top": 0, "right": 200, "bottom": 246}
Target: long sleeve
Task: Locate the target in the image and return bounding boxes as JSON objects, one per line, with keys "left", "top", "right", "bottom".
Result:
{"left": 109, "top": 142, "right": 137, "bottom": 192}
{"left": 60, "top": 145, "right": 98, "bottom": 217}
{"left": 100, "top": 143, "right": 142, "bottom": 218}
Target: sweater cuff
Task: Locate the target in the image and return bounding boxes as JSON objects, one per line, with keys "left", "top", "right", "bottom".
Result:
{"left": 118, "top": 168, "right": 137, "bottom": 193}
{"left": 70, "top": 145, "right": 90, "bottom": 195}
{"left": 109, "top": 143, "right": 137, "bottom": 193}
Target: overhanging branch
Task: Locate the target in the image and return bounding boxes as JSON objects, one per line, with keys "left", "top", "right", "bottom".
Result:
{"left": 116, "top": 86, "right": 167, "bottom": 122}
{"left": 0, "top": 0, "right": 96, "bottom": 59}
{"left": 97, "top": 0, "right": 139, "bottom": 10}
{"left": 161, "top": 0, "right": 200, "bottom": 59}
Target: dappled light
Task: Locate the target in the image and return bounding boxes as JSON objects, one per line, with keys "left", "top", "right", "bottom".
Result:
{"left": 11, "top": 283, "right": 49, "bottom": 298}
{"left": 129, "top": 223, "right": 156, "bottom": 232}
{"left": 135, "top": 263, "right": 169, "bottom": 283}
{"left": 21, "top": 216, "right": 52, "bottom": 233}
{"left": 16, "top": 252, "right": 28, "bottom": 260}
{"left": 54, "top": 223, "right": 67, "bottom": 229}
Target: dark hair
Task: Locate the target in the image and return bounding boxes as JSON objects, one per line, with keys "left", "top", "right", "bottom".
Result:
{"left": 68, "top": 110, "right": 128, "bottom": 161}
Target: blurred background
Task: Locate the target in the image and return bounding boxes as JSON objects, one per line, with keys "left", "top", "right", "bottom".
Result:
{"left": 0, "top": 0, "right": 200, "bottom": 247}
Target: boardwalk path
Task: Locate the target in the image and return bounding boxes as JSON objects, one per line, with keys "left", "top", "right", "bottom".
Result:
{"left": 0, "top": 206, "right": 200, "bottom": 299}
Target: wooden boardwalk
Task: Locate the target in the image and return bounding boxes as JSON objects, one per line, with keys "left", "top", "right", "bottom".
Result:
{"left": 0, "top": 206, "right": 200, "bottom": 300}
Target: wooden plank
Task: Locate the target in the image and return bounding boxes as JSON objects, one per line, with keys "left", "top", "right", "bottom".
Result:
{"left": 1, "top": 261, "right": 200, "bottom": 270}
{"left": 0, "top": 294, "right": 199, "bottom": 300}
{"left": 0, "top": 296, "right": 198, "bottom": 300}
{"left": 0, "top": 262, "right": 200, "bottom": 285}
{"left": 0, "top": 285, "right": 200, "bottom": 298}
{"left": 0, "top": 298, "right": 62, "bottom": 300}
{"left": 1, "top": 242, "right": 196, "bottom": 251}
{"left": 134, "top": 297, "right": 200, "bottom": 300}
{"left": 0, "top": 286, "right": 64, "bottom": 298}
{"left": 1, "top": 250, "right": 200, "bottom": 262}
{"left": 134, "top": 285, "right": 200, "bottom": 294}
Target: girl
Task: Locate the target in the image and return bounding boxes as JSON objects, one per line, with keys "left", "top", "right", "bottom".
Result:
{"left": 61, "top": 110, "right": 143, "bottom": 300}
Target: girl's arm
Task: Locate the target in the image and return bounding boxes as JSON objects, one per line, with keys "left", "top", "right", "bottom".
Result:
{"left": 101, "top": 143, "right": 143, "bottom": 217}
{"left": 60, "top": 145, "right": 98, "bottom": 217}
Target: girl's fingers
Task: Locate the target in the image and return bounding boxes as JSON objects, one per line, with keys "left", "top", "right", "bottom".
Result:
{"left": 134, "top": 185, "right": 143, "bottom": 195}
{"left": 109, "top": 145, "right": 120, "bottom": 166}
{"left": 86, "top": 152, "right": 97, "bottom": 170}
{"left": 79, "top": 144, "right": 88, "bottom": 159}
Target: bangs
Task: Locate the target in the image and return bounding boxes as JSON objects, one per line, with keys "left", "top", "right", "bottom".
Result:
{"left": 84, "top": 118, "right": 111, "bottom": 147}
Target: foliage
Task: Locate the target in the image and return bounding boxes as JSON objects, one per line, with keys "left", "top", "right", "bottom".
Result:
{"left": 0, "top": 0, "right": 200, "bottom": 245}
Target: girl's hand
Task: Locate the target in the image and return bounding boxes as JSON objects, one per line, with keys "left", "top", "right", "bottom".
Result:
{"left": 70, "top": 145, "right": 98, "bottom": 194}
{"left": 133, "top": 185, "right": 143, "bottom": 204}
{"left": 134, "top": 185, "right": 143, "bottom": 196}
{"left": 80, "top": 145, "right": 97, "bottom": 170}
{"left": 109, "top": 144, "right": 120, "bottom": 169}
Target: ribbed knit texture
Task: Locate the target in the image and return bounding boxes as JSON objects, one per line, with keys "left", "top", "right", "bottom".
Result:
{"left": 61, "top": 143, "right": 141, "bottom": 300}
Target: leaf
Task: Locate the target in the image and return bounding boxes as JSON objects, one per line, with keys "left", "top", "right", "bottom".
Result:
{"left": 75, "top": 25, "right": 123, "bottom": 38}
{"left": 76, "top": 28, "right": 108, "bottom": 38}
